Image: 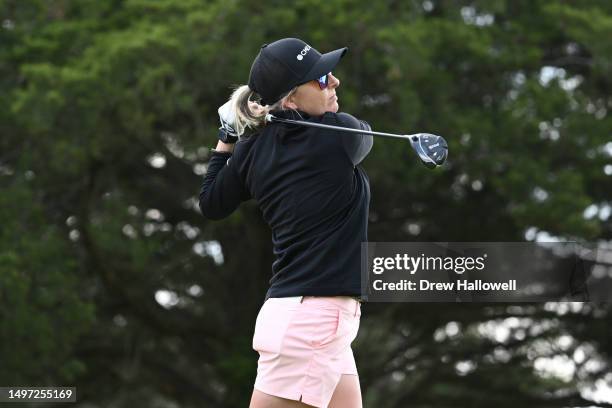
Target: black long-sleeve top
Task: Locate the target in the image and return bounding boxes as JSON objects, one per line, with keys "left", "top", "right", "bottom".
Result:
{"left": 199, "top": 109, "right": 372, "bottom": 300}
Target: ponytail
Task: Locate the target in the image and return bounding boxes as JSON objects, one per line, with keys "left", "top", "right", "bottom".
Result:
{"left": 229, "top": 85, "right": 298, "bottom": 138}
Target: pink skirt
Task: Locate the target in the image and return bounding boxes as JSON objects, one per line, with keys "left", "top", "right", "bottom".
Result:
{"left": 252, "top": 295, "right": 362, "bottom": 408}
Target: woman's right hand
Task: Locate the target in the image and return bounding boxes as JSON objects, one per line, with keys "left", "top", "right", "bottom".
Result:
{"left": 217, "top": 99, "right": 267, "bottom": 144}
{"left": 248, "top": 100, "right": 266, "bottom": 117}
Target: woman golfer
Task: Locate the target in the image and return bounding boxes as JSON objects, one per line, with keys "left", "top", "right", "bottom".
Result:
{"left": 199, "top": 37, "right": 372, "bottom": 408}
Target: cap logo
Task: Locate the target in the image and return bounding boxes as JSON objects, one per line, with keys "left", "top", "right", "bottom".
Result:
{"left": 296, "top": 45, "right": 311, "bottom": 61}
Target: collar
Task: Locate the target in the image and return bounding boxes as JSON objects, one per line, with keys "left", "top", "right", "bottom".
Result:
{"left": 268, "top": 109, "right": 314, "bottom": 121}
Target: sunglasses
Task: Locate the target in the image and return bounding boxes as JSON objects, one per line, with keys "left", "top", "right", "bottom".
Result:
{"left": 315, "top": 72, "right": 332, "bottom": 89}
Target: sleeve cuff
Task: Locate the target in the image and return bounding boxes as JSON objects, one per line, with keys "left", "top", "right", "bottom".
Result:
{"left": 210, "top": 149, "right": 233, "bottom": 157}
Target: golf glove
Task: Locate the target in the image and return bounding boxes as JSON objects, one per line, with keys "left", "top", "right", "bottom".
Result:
{"left": 217, "top": 100, "right": 239, "bottom": 144}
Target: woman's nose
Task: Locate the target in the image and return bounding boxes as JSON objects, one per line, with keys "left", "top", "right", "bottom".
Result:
{"left": 329, "top": 73, "right": 340, "bottom": 88}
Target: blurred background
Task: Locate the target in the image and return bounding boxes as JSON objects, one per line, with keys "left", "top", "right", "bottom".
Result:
{"left": 1, "top": 0, "right": 611, "bottom": 407}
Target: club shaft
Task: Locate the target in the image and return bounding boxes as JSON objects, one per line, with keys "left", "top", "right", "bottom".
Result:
{"left": 266, "top": 115, "right": 415, "bottom": 140}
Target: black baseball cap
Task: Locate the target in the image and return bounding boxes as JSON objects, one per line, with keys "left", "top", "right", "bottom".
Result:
{"left": 248, "top": 38, "right": 348, "bottom": 105}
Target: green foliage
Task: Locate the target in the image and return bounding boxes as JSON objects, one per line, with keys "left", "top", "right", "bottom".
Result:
{"left": 0, "top": 180, "right": 94, "bottom": 384}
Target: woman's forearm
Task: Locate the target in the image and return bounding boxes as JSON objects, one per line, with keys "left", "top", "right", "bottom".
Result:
{"left": 214, "top": 140, "right": 235, "bottom": 153}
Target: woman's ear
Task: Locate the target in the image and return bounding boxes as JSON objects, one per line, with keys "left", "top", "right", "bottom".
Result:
{"left": 283, "top": 94, "right": 299, "bottom": 110}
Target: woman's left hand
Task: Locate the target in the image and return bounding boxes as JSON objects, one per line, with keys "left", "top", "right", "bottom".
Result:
{"left": 218, "top": 100, "right": 239, "bottom": 143}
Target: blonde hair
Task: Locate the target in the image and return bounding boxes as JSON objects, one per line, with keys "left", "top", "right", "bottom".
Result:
{"left": 228, "top": 85, "right": 299, "bottom": 138}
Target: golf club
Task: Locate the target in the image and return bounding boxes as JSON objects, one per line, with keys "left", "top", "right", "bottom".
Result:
{"left": 265, "top": 114, "right": 448, "bottom": 169}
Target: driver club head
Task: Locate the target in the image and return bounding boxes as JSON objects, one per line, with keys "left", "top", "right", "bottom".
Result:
{"left": 408, "top": 133, "right": 448, "bottom": 169}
